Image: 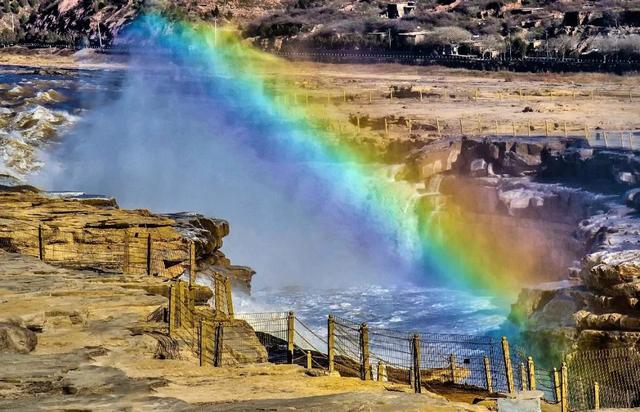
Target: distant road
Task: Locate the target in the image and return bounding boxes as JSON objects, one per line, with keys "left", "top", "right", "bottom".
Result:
{"left": 3, "top": 43, "right": 640, "bottom": 73}
{"left": 273, "top": 50, "right": 640, "bottom": 73}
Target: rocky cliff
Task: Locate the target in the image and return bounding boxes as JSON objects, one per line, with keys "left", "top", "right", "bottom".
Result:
{"left": 0, "top": 187, "right": 255, "bottom": 292}
{"left": 391, "top": 135, "right": 640, "bottom": 358}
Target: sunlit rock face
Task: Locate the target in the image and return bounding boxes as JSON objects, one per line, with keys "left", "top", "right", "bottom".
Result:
{"left": 0, "top": 190, "right": 254, "bottom": 293}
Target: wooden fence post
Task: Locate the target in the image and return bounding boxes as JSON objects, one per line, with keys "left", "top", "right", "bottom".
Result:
{"left": 545, "top": 120, "right": 549, "bottom": 137}
{"left": 38, "top": 225, "right": 44, "bottom": 261}
{"left": 306, "top": 351, "right": 312, "bottom": 369}
{"left": 459, "top": 118, "right": 464, "bottom": 135}
{"left": 584, "top": 124, "right": 589, "bottom": 141}
{"left": 359, "top": 323, "right": 371, "bottom": 380}
{"left": 168, "top": 284, "right": 177, "bottom": 337}
{"left": 189, "top": 241, "right": 196, "bottom": 287}
{"left": 527, "top": 356, "right": 536, "bottom": 390}
{"left": 213, "top": 276, "right": 222, "bottom": 316}
{"left": 224, "top": 276, "right": 234, "bottom": 319}
{"left": 200, "top": 320, "right": 213, "bottom": 366}
{"left": 450, "top": 354, "right": 457, "bottom": 384}
{"left": 186, "top": 283, "right": 195, "bottom": 331}
{"left": 146, "top": 234, "right": 152, "bottom": 276}
{"left": 123, "top": 230, "right": 129, "bottom": 275}
{"left": 377, "top": 361, "right": 387, "bottom": 382}
{"left": 412, "top": 334, "right": 421, "bottom": 393}
{"left": 407, "top": 118, "right": 413, "bottom": 136}
{"left": 494, "top": 120, "right": 499, "bottom": 136}
{"left": 327, "top": 315, "right": 336, "bottom": 373}
{"left": 520, "top": 362, "right": 527, "bottom": 391}
{"left": 553, "top": 367, "right": 561, "bottom": 402}
{"left": 561, "top": 362, "right": 568, "bottom": 412}
{"left": 483, "top": 355, "right": 493, "bottom": 393}
{"left": 436, "top": 117, "right": 441, "bottom": 136}
{"left": 287, "top": 311, "right": 295, "bottom": 364}
{"left": 603, "top": 131, "right": 609, "bottom": 148}
{"left": 384, "top": 117, "right": 389, "bottom": 137}
{"left": 214, "top": 322, "right": 224, "bottom": 367}
{"left": 198, "top": 320, "right": 203, "bottom": 367}
{"left": 564, "top": 122, "right": 568, "bottom": 138}
{"left": 389, "top": 88, "right": 394, "bottom": 100}
{"left": 594, "top": 381, "right": 600, "bottom": 409}
{"left": 368, "top": 90, "right": 372, "bottom": 104}
{"left": 419, "top": 88, "right": 423, "bottom": 102}
{"left": 629, "top": 133, "right": 634, "bottom": 151}
{"left": 502, "top": 336, "right": 515, "bottom": 393}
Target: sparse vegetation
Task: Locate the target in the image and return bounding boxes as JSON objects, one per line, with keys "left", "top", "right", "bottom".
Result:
{"left": 1, "top": 0, "right": 640, "bottom": 61}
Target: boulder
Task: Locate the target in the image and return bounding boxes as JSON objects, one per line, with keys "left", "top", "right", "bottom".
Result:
{"left": 469, "top": 158, "right": 488, "bottom": 177}
{"left": 624, "top": 188, "right": 640, "bottom": 211}
{"left": 0, "top": 322, "right": 37, "bottom": 354}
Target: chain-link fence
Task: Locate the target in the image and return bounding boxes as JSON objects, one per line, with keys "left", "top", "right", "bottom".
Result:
{"left": 237, "top": 312, "right": 550, "bottom": 397}
{"left": 566, "top": 347, "right": 640, "bottom": 410}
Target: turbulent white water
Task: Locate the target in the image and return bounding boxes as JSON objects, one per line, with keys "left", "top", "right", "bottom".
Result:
{"left": 236, "top": 285, "right": 508, "bottom": 336}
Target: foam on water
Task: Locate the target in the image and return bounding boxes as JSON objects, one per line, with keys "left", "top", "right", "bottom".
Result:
{"left": 236, "top": 285, "right": 508, "bottom": 337}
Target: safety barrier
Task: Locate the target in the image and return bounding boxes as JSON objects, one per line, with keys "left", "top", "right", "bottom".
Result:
{"left": 234, "top": 311, "right": 640, "bottom": 411}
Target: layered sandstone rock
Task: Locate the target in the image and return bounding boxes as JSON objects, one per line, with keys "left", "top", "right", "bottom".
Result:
{"left": 0, "top": 189, "right": 254, "bottom": 292}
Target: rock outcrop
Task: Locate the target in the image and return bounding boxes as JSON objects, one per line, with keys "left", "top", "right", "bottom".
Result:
{"left": 0, "top": 189, "right": 255, "bottom": 292}
{"left": 402, "top": 136, "right": 640, "bottom": 355}
{"left": 0, "top": 322, "right": 37, "bottom": 354}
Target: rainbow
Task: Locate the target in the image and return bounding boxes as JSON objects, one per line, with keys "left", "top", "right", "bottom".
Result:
{"left": 123, "top": 14, "right": 541, "bottom": 306}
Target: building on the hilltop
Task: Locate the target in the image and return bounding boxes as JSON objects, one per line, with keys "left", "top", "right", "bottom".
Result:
{"left": 384, "top": 2, "right": 416, "bottom": 19}
{"left": 397, "top": 30, "right": 430, "bottom": 46}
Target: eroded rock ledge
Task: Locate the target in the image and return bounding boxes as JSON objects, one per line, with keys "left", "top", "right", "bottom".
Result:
{"left": 0, "top": 188, "right": 255, "bottom": 292}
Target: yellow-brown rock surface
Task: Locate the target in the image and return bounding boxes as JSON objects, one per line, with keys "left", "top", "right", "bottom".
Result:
{"left": 0, "top": 190, "right": 254, "bottom": 291}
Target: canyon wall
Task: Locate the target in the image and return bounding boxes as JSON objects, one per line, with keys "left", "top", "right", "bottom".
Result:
{"left": 396, "top": 135, "right": 640, "bottom": 356}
